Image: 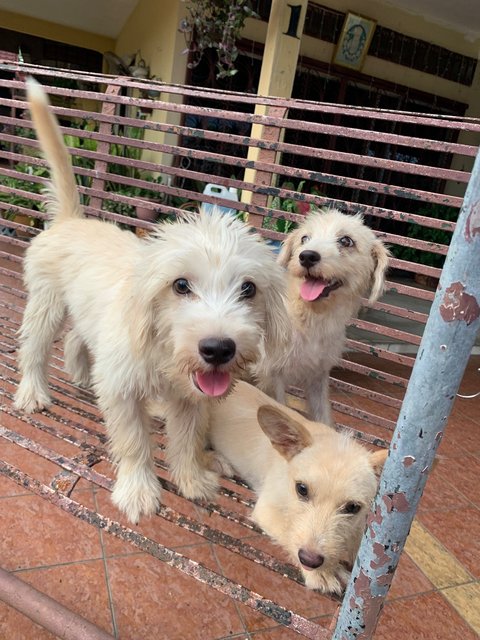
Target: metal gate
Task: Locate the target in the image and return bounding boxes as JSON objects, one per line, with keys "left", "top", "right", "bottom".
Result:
{"left": 0, "top": 61, "right": 479, "bottom": 638}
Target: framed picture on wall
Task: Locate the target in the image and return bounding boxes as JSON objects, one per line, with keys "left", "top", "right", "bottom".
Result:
{"left": 333, "top": 12, "right": 377, "bottom": 71}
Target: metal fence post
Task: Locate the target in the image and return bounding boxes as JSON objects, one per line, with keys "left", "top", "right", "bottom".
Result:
{"left": 332, "top": 148, "right": 480, "bottom": 640}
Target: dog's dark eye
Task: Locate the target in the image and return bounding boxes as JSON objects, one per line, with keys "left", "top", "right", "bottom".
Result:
{"left": 240, "top": 281, "right": 256, "bottom": 299}
{"left": 173, "top": 278, "right": 192, "bottom": 295}
{"left": 338, "top": 236, "right": 354, "bottom": 248}
{"left": 342, "top": 502, "right": 362, "bottom": 515}
{"left": 295, "top": 481, "right": 309, "bottom": 500}
{"left": 301, "top": 235, "right": 310, "bottom": 245}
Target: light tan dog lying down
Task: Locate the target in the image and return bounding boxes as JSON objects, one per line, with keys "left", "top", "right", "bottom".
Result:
{"left": 209, "top": 381, "right": 387, "bottom": 595}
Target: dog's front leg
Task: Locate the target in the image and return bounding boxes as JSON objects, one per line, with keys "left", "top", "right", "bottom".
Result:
{"left": 100, "top": 394, "right": 161, "bottom": 523}
{"left": 164, "top": 398, "right": 219, "bottom": 501}
{"left": 306, "top": 373, "right": 333, "bottom": 426}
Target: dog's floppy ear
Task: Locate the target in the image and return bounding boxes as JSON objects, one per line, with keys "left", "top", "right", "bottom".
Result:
{"left": 368, "top": 240, "right": 390, "bottom": 303}
{"left": 126, "top": 266, "right": 164, "bottom": 356}
{"left": 277, "top": 231, "right": 297, "bottom": 268}
{"left": 370, "top": 448, "right": 388, "bottom": 478}
{"left": 258, "top": 405, "right": 313, "bottom": 461}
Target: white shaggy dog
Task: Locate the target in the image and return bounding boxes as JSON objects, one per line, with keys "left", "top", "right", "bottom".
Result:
{"left": 14, "top": 78, "right": 289, "bottom": 523}
{"left": 257, "top": 209, "right": 389, "bottom": 425}
{"left": 209, "top": 381, "right": 387, "bottom": 595}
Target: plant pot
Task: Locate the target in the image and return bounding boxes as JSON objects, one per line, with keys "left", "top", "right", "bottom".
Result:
{"left": 13, "top": 214, "right": 37, "bottom": 239}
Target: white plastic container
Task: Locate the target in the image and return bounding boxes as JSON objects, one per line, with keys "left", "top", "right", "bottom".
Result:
{"left": 202, "top": 184, "right": 239, "bottom": 217}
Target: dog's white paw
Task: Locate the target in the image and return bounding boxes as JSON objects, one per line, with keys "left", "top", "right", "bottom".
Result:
{"left": 176, "top": 467, "right": 220, "bottom": 502}
{"left": 111, "top": 467, "right": 161, "bottom": 524}
{"left": 303, "top": 566, "right": 349, "bottom": 595}
{"left": 14, "top": 382, "right": 51, "bottom": 414}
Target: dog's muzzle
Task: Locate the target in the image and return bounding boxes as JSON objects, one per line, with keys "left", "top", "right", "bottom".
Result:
{"left": 198, "top": 337, "right": 236, "bottom": 366}
{"left": 193, "top": 338, "right": 236, "bottom": 398}
{"left": 298, "top": 548, "right": 325, "bottom": 570}
{"left": 299, "top": 250, "right": 320, "bottom": 269}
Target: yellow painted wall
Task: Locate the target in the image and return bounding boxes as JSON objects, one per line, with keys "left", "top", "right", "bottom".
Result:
{"left": 115, "top": 0, "right": 187, "bottom": 170}
{"left": 0, "top": 8, "right": 114, "bottom": 53}
{"left": 242, "top": 0, "right": 480, "bottom": 115}
{"left": 115, "top": 0, "right": 186, "bottom": 85}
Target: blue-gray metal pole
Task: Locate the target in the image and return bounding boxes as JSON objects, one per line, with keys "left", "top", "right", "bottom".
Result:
{"left": 332, "top": 149, "right": 480, "bottom": 640}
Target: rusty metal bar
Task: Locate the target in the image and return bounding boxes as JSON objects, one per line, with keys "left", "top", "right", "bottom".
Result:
{"left": 2, "top": 72, "right": 478, "bottom": 159}
{"left": 1, "top": 65, "right": 480, "bottom": 136}
{"left": 0, "top": 566, "right": 114, "bottom": 640}
{"left": 332, "top": 148, "right": 480, "bottom": 640}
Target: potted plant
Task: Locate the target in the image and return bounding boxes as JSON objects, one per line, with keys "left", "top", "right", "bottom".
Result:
{"left": 179, "top": 0, "right": 258, "bottom": 79}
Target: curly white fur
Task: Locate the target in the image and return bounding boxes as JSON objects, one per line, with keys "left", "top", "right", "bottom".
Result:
{"left": 14, "top": 78, "right": 289, "bottom": 523}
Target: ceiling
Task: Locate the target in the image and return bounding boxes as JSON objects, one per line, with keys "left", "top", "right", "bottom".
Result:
{"left": 0, "top": 0, "right": 139, "bottom": 39}
{"left": 0, "top": 0, "right": 479, "bottom": 42}
{"left": 382, "top": 0, "right": 480, "bottom": 42}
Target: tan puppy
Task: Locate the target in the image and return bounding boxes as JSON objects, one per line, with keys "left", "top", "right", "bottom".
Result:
{"left": 209, "top": 381, "right": 387, "bottom": 595}
{"left": 14, "top": 79, "right": 289, "bottom": 523}
{"left": 256, "top": 209, "right": 389, "bottom": 425}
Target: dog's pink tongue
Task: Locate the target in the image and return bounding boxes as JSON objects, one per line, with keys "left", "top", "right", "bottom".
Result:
{"left": 300, "top": 278, "right": 328, "bottom": 301}
{"left": 195, "top": 371, "right": 231, "bottom": 397}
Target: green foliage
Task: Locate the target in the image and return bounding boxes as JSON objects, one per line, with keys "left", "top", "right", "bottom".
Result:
{"left": 390, "top": 204, "right": 458, "bottom": 269}
{"left": 180, "top": 0, "right": 258, "bottom": 79}
{"left": 0, "top": 162, "right": 49, "bottom": 217}
{"left": 263, "top": 180, "right": 322, "bottom": 234}
{"left": 103, "top": 174, "right": 163, "bottom": 219}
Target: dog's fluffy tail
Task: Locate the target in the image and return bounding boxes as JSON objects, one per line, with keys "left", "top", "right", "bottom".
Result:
{"left": 26, "top": 77, "right": 83, "bottom": 222}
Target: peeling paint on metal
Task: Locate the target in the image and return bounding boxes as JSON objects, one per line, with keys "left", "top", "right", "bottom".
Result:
{"left": 465, "top": 200, "right": 480, "bottom": 242}
{"left": 403, "top": 456, "right": 415, "bottom": 467}
{"left": 367, "top": 504, "right": 383, "bottom": 538}
{"left": 351, "top": 570, "right": 385, "bottom": 638}
{"left": 439, "top": 282, "right": 480, "bottom": 326}
{"left": 370, "top": 542, "right": 391, "bottom": 570}
{"left": 383, "top": 493, "right": 410, "bottom": 513}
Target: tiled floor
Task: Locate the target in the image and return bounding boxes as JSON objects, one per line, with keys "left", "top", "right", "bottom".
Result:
{"left": 0, "top": 254, "right": 479, "bottom": 638}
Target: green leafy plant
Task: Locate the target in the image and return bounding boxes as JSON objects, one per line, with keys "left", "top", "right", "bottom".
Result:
{"left": 0, "top": 163, "right": 50, "bottom": 234}
{"left": 179, "top": 0, "right": 258, "bottom": 79}
{"left": 103, "top": 173, "right": 163, "bottom": 219}
{"left": 390, "top": 204, "right": 458, "bottom": 269}
{"left": 263, "top": 180, "right": 322, "bottom": 234}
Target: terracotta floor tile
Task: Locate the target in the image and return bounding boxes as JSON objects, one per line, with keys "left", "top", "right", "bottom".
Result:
{"left": 249, "top": 616, "right": 333, "bottom": 639}
{"left": 442, "top": 412, "right": 480, "bottom": 456}
{"left": 431, "top": 456, "right": 480, "bottom": 507}
{"left": 417, "top": 509, "right": 480, "bottom": 579}
{"left": 0, "top": 492, "right": 102, "bottom": 571}
{"left": 405, "top": 520, "right": 472, "bottom": 589}
{"left": 93, "top": 486, "right": 207, "bottom": 557}
{"left": 387, "top": 552, "right": 433, "bottom": 600}
{"left": 374, "top": 591, "right": 479, "bottom": 640}
{"left": 417, "top": 466, "right": 473, "bottom": 513}
{"left": 441, "top": 581, "right": 480, "bottom": 636}
{"left": 106, "top": 549, "right": 246, "bottom": 639}
{"left": 0, "top": 560, "right": 114, "bottom": 639}
{"left": 212, "top": 544, "right": 338, "bottom": 633}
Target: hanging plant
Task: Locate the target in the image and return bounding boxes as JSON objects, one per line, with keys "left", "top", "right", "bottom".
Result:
{"left": 179, "top": 0, "right": 258, "bottom": 79}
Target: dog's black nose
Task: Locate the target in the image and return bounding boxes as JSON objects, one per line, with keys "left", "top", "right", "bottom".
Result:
{"left": 198, "top": 338, "right": 236, "bottom": 365}
{"left": 298, "top": 549, "right": 325, "bottom": 569}
{"left": 299, "top": 250, "right": 320, "bottom": 268}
